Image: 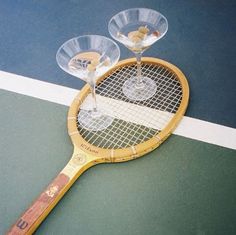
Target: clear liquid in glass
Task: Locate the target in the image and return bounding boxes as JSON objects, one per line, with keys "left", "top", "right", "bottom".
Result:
{"left": 117, "top": 22, "right": 161, "bottom": 53}
{"left": 68, "top": 51, "right": 111, "bottom": 82}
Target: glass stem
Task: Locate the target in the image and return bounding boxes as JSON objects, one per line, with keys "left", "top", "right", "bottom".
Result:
{"left": 135, "top": 52, "right": 144, "bottom": 89}
{"left": 88, "top": 71, "right": 100, "bottom": 118}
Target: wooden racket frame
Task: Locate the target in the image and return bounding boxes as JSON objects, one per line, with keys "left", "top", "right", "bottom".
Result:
{"left": 7, "top": 57, "right": 189, "bottom": 234}
{"left": 68, "top": 57, "right": 189, "bottom": 162}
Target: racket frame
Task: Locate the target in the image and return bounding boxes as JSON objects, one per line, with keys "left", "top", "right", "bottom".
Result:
{"left": 68, "top": 57, "right": 189, "bottom": 163}
{"left": 7, "top": 57, "right": 189, "bottom": 234}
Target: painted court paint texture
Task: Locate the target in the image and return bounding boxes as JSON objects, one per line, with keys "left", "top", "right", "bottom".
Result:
{"left": 0, "top": 1, "right": 236, "bottom": 234}
{"left": 0, "top": 89, "right": 235, "bottom": 235}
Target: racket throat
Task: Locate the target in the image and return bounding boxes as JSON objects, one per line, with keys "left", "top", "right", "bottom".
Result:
{"left": 61, "top": 150, "right": 97, "bottom": 179}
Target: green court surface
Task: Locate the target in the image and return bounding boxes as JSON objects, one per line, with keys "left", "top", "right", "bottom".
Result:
{"left": 1, "top": 89, "right": 235, "bottom": 235}
{"left": 1, "top": 1, "right": 236, "bottom": 234}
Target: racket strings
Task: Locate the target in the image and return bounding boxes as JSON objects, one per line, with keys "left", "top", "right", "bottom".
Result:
{"left": 98, "top": 64, "right": 182, "bottom": 113}
{"left": 77, "top": 62, "right": 182, "bottom": 149}
{"left": 77, "top": 119, "right": 158, "bottom": 149}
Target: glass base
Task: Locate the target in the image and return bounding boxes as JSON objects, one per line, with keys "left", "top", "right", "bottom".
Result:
{"left": 122, "top": 76, "right": 157, "bottom": 101}
{"left": 78, "top": 109, "right": 113, "bottom": 131}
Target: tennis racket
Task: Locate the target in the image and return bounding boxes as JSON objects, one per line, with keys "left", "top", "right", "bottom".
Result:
{"left": 7, "top": 57, "right": 189, "bottom": 234}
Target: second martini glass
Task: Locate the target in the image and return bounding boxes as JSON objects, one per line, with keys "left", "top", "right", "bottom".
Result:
{"left": 108, "top": 8, "right": 168, "bottom": 101}
{"left": 56, "top": 35, "right": 120, "bottom": 131}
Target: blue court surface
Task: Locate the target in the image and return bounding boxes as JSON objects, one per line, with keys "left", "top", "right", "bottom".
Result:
{"left": 0, "top": 1, "right": 236, "bottom": 235}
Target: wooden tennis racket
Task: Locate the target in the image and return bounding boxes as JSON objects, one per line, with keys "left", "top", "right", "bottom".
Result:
{"left": 7, "top": 57, "right": 189, "bottom": 234}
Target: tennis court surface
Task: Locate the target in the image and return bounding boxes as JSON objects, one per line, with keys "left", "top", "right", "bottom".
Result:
{"left": 0, "top": 1, "right": 235, "bottom": 235}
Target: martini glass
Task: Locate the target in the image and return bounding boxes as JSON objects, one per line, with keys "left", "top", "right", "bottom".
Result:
{"left": 108, "top": 8, "right": 168, "bottom": 101}
{"left": 56, "top": 35, "right": 120, "bottom": 131}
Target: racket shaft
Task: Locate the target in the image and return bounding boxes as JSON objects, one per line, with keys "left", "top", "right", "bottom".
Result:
{"left": 6, "top": 158, "right": 94, "bottom": 234}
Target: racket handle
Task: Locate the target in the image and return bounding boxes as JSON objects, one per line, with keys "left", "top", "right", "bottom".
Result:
{"left": 6, "top": 154, "right": 96, "bottom": 235}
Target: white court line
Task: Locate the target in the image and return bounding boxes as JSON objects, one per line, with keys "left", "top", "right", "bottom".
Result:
{"left": 0, "top": 70, "right": 78, "bottom": 105}
{"left": 0, "top": 70, "right": 236, "bottom": 150}
{"left": 80, "top": 95, "right": 174, "bottom": 130}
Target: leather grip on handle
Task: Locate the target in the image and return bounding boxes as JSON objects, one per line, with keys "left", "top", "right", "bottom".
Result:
{"left": 6, "top": 173, "right": 70, "bottom": 235}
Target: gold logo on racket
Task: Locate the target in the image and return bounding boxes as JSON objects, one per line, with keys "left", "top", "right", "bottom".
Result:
{"left": 45, "top": 185, "right": 59, "bottom": 198}
{"left": 72, "top": 153, "right": 87, "bottom": 165}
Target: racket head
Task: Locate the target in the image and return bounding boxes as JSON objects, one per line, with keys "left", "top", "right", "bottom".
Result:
{"left": 68, "top": 57, "right": 189, "bottom": 162}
